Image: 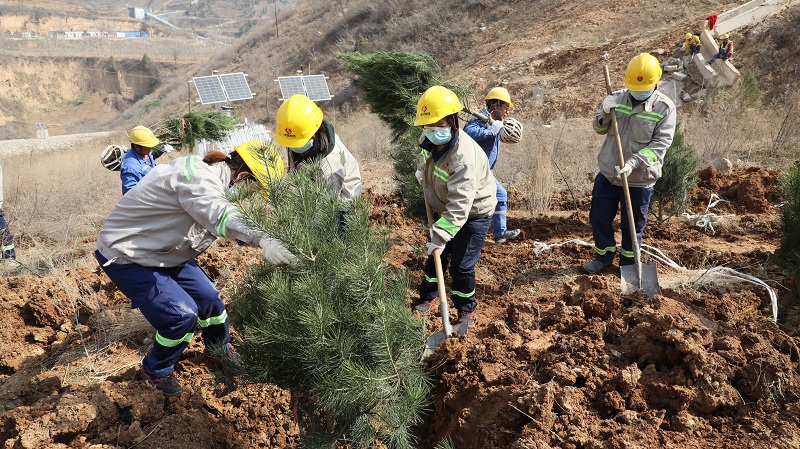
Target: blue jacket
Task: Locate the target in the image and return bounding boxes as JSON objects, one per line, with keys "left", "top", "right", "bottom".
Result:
{"left": 463, "top": 109, "right": 500, "bottom": 170}
{"left": 120, "top": 149, "right": 158, "bottom": 195}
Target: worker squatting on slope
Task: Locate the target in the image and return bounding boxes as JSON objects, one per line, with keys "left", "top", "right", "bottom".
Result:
{"left": 708, "top": 34, "right": 733, "bottom": 65}
{"left": 0, "top": 161, "right": 15, "bottom": 259}
{"left": 95, "top": 146, "right": 295, "bottom": 396}
{"left": 684, "top": 32, "right": 701, "bottom": 56}
{"left": 585, "top": 53, "right": 676, "bottom": 274}
{"left": 120, "top": 125, "right": 173, "bottom": 195}
{"left": 275, "top": 94, "right": 362, "bottom": 204}
{"left": 412, "top": 85, "right": 497, "bottom": 326}
{"left": 463, "top": 87, "right": 522, "bottom": 244}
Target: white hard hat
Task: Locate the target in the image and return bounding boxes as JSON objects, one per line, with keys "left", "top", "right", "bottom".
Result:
{"left": 101, "top": 144, "right": 126, "bottom": 171}
{"left": 499, "top": 117, "right": 523, "bottom": 144}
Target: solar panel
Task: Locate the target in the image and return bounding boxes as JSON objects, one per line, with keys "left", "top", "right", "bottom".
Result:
{"left": 277, "top": 76, "right": 306, "bottom": 99}
{"left": 303, "top": 75, "right": 332, "bottom": 101}
{"left": 219, "top": 72, "right": 253, "bottom": 101}
{"left": 193, "top": 75, "right": 226, "bottom": 105}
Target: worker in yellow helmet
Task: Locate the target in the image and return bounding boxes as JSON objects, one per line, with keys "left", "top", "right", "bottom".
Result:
{"left": 121, "top": 125, "right": 173, "bottom": 195}
{"left": 96, "top": 146, "right": 295, "bottom": 397}
{"left": 708, "top": 33, "right": 733, "bottom": 65}
{"left": 585, "top": 53, "right": 676, "bottom": 274}
{"left": 684, "top": 32, "right": 701, "bottom": 56}
{"left": 412, "top": 85, "right": 497, "bottom": 327}
{"left": 275, "top": 94, "right": 361, "bottom": 202}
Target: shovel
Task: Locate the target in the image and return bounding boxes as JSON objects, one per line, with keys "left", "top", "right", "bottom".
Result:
{"left": 422, "top": 194, "right": 469, "bottom": 357}
{"left": 603, "top": 65, "right": 661, "bottom": 297}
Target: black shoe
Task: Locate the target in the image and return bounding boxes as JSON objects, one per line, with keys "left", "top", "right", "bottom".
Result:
{"left": 413, "top": 297, "right": 438, "bottom": 314}
{"left": 140, "top": 366, "right": 182, "bottom": 396}
{"left": 495, "top": 229, "right": 521, "bottom": 244}
{"left": 455, "top": 310, "right": 475, "bottom": 326}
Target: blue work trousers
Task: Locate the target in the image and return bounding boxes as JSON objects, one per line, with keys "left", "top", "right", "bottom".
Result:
{"left": 0, "top": 209, "right": 15, "bottom": 259}
{"left": 589, "top": 174, "right": 653, "bottom": 266}
{"left": 492, "top": 179, "right": 508, "bottom": 238}
{"left": 95, "top": 250, "right": 229, "bottom": 378}
{"left": 419, "top": 215, "right": 490, "bottom": 313}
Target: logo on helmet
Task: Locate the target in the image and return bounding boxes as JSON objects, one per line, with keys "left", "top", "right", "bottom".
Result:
{"left": 637, "top": 76, "right": 643, "bottom": 82}
{"left": 283, "top": 127, "right": 296, "bottom": 138}
{"left": 420, "top": 105, "right": 430, "bottom": 116}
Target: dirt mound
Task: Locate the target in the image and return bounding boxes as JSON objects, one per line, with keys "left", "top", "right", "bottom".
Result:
{"left": 693, "top": 166, "right": 781, "bottom": 215}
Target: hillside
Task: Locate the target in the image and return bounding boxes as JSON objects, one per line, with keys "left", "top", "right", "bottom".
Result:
{"left": 2, "top": 0, "right": 800, "bottom": 448}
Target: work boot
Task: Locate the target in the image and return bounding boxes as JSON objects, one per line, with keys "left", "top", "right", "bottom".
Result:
{"left": 495, "top": 229, "right": 521, "bottom": 244}
{"left": 413, "top": 297, "right": 438, "bottom": 315}
{"left": 583, "top": 260, "right": 612, "bottom": 274}
{"left": 455, "top": 310, "right": 475, "bottom": 326}
{"left": 140, "top": 366, "right": 182, "bottom": 396}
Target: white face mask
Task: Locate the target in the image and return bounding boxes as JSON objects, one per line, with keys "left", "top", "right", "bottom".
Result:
{"left": 423, "top": 126, "right": 452, "bottom": 145}
{"left": 290, "top": 139, "right": 313, "bottom": 153}
{"left": 630, "top": 89, "right": 654, "bottom": 101}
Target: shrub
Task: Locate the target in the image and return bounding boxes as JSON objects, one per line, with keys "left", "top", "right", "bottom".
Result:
{"left": 651, "top": 125, "right": 698, "bottom": 223}
{"left": 779, "top": 161, "right": 800, "bottom": 289}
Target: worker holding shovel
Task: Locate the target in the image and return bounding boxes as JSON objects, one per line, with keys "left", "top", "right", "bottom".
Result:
{"left": 585, "top": 53, "right": 676, "bottom": 275}
{"left": 411, "top": 85, "right": 497, "bottom": 326}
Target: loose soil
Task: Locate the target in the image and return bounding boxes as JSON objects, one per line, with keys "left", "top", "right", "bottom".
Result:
{"left": 2, "top": 167, "right": 799, "bottom": 448}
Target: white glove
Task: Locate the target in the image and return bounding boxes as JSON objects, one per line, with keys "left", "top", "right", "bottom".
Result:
{"left": 615, "top": 158, "right": 639, "bottom": 178}
{"left": 602, "top": 95, "right": 618, "bottom": 114}
{"left": 162, "top": 144, "right": 174, "bottom": 153}
{"left": 415, "top": 169, "right": 423, "bottom": 185}
{"left": 258, "top": 238, "right": 296, "bottom": 265}
{"left": 426, "top": 242, "right": 445, "bottom": 255}
{"left": 489, "top": 120, "right": 504, "bottom": 135}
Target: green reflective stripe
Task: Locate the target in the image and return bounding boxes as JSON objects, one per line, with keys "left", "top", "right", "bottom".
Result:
{"left": 639, "top": 148, "right": 659, "bottom": 165}
{"left": 424, "top": 274, "right": 437, "bottom": 283}
{"left": 452, "top": 289, "right": 475, "bottom": 298}
{"left": 2, "top": 243, "right": 13, "bottom": 252}
{"left": 595, "top": 125, "right": 609, "bottom": 132}
{"left": 433, "top": 166, "right": 449, "bottom": 182}
{"left": 615, "top": 104, "right": 632, "bottom": 114}
{"left": 155, "top": 331, "right": 194, "bottom": 348}
{"left": 198, "top": 309, "right": 228, "bottom": 328}
{"left": 216, "top": 208, "right": 234, "bottom": 238}
{"left": 638, "top": 110, "right": 664, "bottom": 120}
{"left": 594, "top": 246, "right": 617, "bottom": 255}
{"left": 182, "top": 157, "right": 197, "bottom": 181}
{"left": 620, "top": 248, "right": 635, "bottom": 258}
{"left": 419, "top": 149, "right": 431, "bottom": 160}
{"left": 435, "top": 216, "right": 459, "bottom": 236}
{"left": 634, "top": 113, "right": 661, "bottom": 123}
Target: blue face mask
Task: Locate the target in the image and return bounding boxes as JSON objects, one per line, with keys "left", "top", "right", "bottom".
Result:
{"left": 423, "top": 126, "right": 452, "bottom": 145}
{"left": 290, "top": 139, "right": 313, "bottom": 153}
{"left": 630, "top": 89, "right": 654, "bottom": 101}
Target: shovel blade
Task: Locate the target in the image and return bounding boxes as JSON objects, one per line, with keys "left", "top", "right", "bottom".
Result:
{"left": 620, "top": 263, "right": 661, "bottom": 297}
{"left": 422, "top": 321, "right": 470, "bottom": 357}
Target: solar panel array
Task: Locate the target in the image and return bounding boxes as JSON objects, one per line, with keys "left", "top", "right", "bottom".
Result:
{"left": 192, "top": 72, "right": 253, "bottom": 105}
{"left": 276, "top": 75, "right": 332, "bottom": 101}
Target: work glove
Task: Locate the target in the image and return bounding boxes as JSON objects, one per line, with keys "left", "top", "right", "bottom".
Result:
{"left": 602, "top": 95, "right": 618, "bottom": 114}
{"left": 415, "top": 169, "right": 423, "bottom": 185}
{"left": 426, "top": 241, "right": 445, "bottom": 255}
{"left": 489, "top": 120, "right": 504, "bottom": 135}
{"left": 615, "top": 157, "right": 639, "bottom": 178}
{"left": 258, "top": 238, "right": 296, "bottom": 265}
{"left": 162, "top": 144, "right": 174, "bottom": 153}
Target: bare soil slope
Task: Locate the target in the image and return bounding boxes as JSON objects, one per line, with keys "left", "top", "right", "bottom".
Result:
{"left": 1, "top": 167, "right": 799, "bottom": 448}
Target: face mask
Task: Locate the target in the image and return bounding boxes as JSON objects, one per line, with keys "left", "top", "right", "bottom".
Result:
{"left": 290, "top": 139, "right": 313, "bottom": 153}
{"left": 423, "top": 126, "right": 452, "bottom": 145}
{"left": 630, "top": 89, "right": 654, "bottom": 101}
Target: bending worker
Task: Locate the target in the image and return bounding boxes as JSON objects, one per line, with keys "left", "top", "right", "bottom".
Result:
{"left": 275, "top": 94, "right": 361, "bottom": 202}
{"left": 463, "top": 86, "right": 521, "bottom": 244}
{"left": 585, "top": 53, "right": 676, "bottom": 274}
{"left": 120, "top": 125, "right": 172, "bottom": 195}
{"left": 684, "top": 32, "right": 701, "bottom": 56}
{"left": 96, "top": 145, "right": 295, "bottom": 396}
{"left": 412, "top": 85, "right": 497, "bottom": 326}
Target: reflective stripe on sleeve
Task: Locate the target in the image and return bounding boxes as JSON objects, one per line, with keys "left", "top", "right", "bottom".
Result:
{"left": 435, "top": 216, "right": 460, "bottom": 237}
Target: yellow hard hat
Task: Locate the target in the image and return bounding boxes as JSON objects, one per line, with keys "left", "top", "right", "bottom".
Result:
{"left": 275, "top": 94, "right": 323, "bottom": 148}
{"left": 721, "top": 34, "right": 730, "bottom": 39}
{"left": 233, "top": 140, "right": 284, "bottom": 189}
{"left": 624, "top": 53, "right": 663, "bottom": 92}
{"left": 129, "top": 125, "right": 160, "bottom": 148}
{"left": 414, "top": 86, "right": 463, "bottom": 126}
{"left": 685, "top": 33, "right": 693, "bottom": 39}
{"left": 485, "top": 87, "right": 514, "bottom": 108}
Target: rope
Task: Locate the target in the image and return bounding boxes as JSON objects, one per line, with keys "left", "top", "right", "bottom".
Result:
{"left": 532, "top": 239, "right": 778, "bottom": 322}
{"left": 681, "top": 193, "right": 735, "bottom": 233}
